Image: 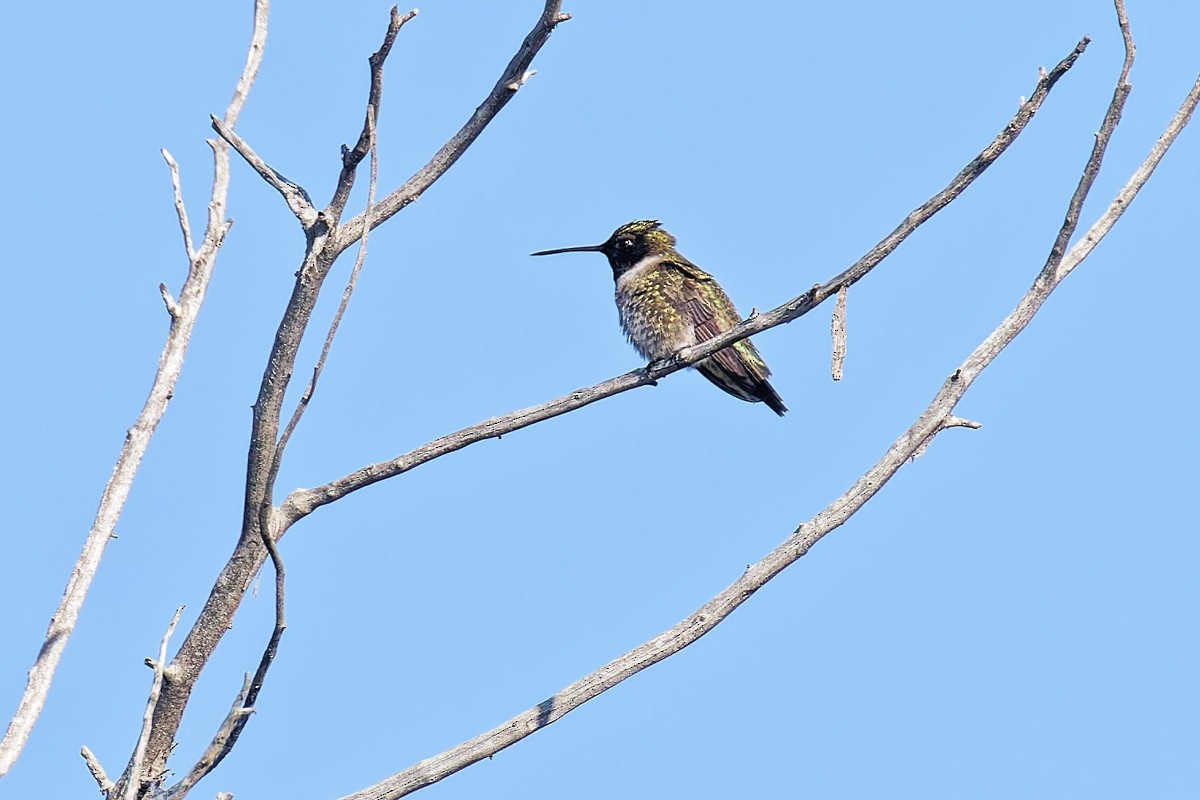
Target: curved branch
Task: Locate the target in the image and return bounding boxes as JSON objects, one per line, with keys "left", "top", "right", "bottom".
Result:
{"left": 342, "top": 12, "right": 1200, "bottom": 796}
{"left": 278, "top": 34, "right": 1090, "bottom": 529}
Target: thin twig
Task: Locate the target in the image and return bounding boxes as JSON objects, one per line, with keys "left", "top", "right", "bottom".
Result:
{"left": 1115, "top": 0, "right": 1135, "bottom": 87}
{"left": 1056, "top": 72, "right": 1199, "bottom": 283}
{"left": 160, "top": 283, "right": 181, "bottom": 320}
{"left": 326, "top": 7, "right": 418, "bottom": 219}
{"left": 123, "top": 607, "right": 184, "bottom": 800}
{"left": 341, "top": 10, "right": 1200, "bottom": 795}
{"left": 163, "top": 675, "right": 254, "bottom": 800}
{"left": 81, "top": 746, "right": 114, "bottom": 793}
{"left": 0, "top": 0, "right": 266, "bottom": 784}
{"left": 273, "top": 105, "right": 379, "bottom": 489}
{"left": 178, "top": 58, "right": 386, "bottom": 800}
{"left": 278, "top": 36, "right": 1090, "bottom": 528}
{"left": 161, "top": 149, "right": 194, "bottom": 261}
{"left": 109, "top": 1, "right": 270, "bottom": 793}
{"left": 344, "top": 10, "right": 415, "bottom": 169}
{"left": 211, "top": 116, "right": 317, "bottom": 227}
{"left": 831, "top": 285, "right": 847, "bottom": 381}
{"left": 335, "top": 0, "right": 570, "bottom": 252}
{"left": 128, "top": 4, "right": 566, "bottom": 790}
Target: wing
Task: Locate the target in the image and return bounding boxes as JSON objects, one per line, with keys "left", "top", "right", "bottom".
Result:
{"left": 667, "top": 258, "right": 771, "bottom": 382}
{"left": 668, "top": 257, "right": 788, "bottom": 415}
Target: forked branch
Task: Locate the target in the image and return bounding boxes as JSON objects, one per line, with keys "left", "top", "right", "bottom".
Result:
{"left": 0, "top": 0, "right": 267, "bottom": 782}
{"left": 122, "top": 4, "right": 570, "bottom": 796}
{"left": 341, "top": 6, "right": 1199, "bottom": 796}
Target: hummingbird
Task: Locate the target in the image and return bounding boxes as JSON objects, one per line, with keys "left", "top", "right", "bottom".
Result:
{"left": 532, "top": 220, "right": 787, "bottom": 416}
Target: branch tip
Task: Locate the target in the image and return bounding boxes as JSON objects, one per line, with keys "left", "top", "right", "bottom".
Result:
{"left": 125, "top": 607, "right": 183, "bottom": 798}
{"left": 507, "top": 69, "right": 538, "bottom": 91}
{"left": 160, "top": 284, "right": 181, "bottom": 319}
{"left": 81, "top": 746, "right": 113, "bottom": 792}
{"left": 161, "top": 147, "right": 195, "bottom": 260}
{"left": 831, "top": 285, "right": 848, "bottom": 381}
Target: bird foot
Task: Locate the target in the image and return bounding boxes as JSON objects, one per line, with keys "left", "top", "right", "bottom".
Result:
{"left": 641, "top": 360, "right": 665, "bottom": 386}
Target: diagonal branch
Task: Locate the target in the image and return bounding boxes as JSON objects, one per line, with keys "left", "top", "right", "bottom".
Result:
{"left": 178, "top": 110, "right": 387, "bottom": 795}
{"left": 163, "top": 675, "right": 254, "bottom": 800}
{"left": 341, "top": 8, "right": 1200, "bottom": 795}
{"left": 272, "top": 105, "right": 380, "bottom": 496}
{"left": 132, "top": 7, "right": 410, "bottom": 789}
{"left": 211, "top": 116, "right": 318, "bottom": 227}
{"left": 335, "top": 1, "right": 571, "bottom": 253}
{"left": 277, "top": 35, "right": 1090, "bottom": 529}
{"left": 0, "top": 0, "right": 267, "bottom": 782}
{"left": 94, "top": 3, "right": 271, "bottom": 796}
{"left": 326, "top": 6, "right": 417, "bottom": 220}
{"left": 126, "top": 5, "right": 570, "bottom": 793}
{"left": 122, "top": 608, "right": 184, "bottom": 800}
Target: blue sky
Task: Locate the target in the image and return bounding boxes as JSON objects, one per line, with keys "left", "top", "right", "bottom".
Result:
{"left": 2, "top": 1, "right": 1197, "bottom": 798}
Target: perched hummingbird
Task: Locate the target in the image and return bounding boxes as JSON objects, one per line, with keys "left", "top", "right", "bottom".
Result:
{"left": 532, "top": 220, "right": 787, "bottom": 416}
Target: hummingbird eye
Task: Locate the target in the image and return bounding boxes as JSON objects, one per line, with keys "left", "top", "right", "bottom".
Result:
{"left": 617, "top": 237, "right": 633, "bottom": 249}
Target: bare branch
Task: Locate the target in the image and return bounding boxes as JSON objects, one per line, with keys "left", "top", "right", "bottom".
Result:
{"left": 81, "top": 746, "right": 114, "bottom": 794}
{"left": 129, "top": 4, "right": 568, "bottom": 790}
{"left": 211, "top": 116, "right": 317, "bottom": 227}
{"left": 1115, "top": 0, "right": 1135, "bottom": 87}
{"left": 159, "top": 283, "right": 181, "bottom": 320}
{"left": 123, "top": 608, "right": 184, "bottom": 800}
{"left": 164, "top": 675, "right": 254, "bottom": 800}
{"left": 0, "top": 0, "right": 267, "bottom": 782}
{"left": 335, "top": 1, "right": 570, "bottom": 252}
{"left": 342, "top": 14, "right": 1200, "bottom": 795}
{"left": 1055, "top": 38, "right": 1197, "bottom": 281}
{"left": 211, "top": 65, "right": 386, "bottom": 784}
{"left": 161, "top": 149, "right": 194, "bottom": 261}
{"left": 278, "top": 36, "right": 1091, "bottom": 528}
{"left": 221, "top": 0, "right": 268, "bottom": 125}
{"left": 831, "top": 285, "right": 848, "bottom": 380}
{"left": 326, "top": 7, "right": 418, "bottom": 219}
{"left": 99, "top": 2, "right": 271, "bottom": 794}
{"left": 274, "top": 106, "right": 379, "bottom": 488}
{"left": 344, "top": 10, "right": 416, "bottom": 170}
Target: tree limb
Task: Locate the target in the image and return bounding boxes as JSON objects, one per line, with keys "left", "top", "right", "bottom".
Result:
{"left": 125, "top": 4, "right": 569, "bottom": 793}
{"left": 278, "top": 34, "right": 1090, "bottom": 529}
{"left": 335, "top": 1, "right": 572, "bottom": 253}
{"left": 96, "top": 2, "right": 271, "bottom": 796}
{"left": 211, "top": 116, "right": 318, "bottom": 228}
{"left": 121, "top": 607, "right": 184, "bottom": 800}
{"left": 163, "top": 675, "right": 254, "bottom": 800}
{"left": 341, "top": 7, "right": 1200, "bottom": 795}
{"left": 0, "top": 0, "right": 265, "bottom": 782}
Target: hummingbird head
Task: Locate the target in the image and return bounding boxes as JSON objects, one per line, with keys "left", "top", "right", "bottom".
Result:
{"left": 531, "top": 219, "right": 678, "bottom": 279}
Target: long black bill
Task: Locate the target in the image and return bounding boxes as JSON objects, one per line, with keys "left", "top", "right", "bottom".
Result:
{"left": 530, "top": 244, "right": 605, "bottom": 257}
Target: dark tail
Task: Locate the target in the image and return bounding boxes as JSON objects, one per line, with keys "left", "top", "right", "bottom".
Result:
{"left": 696, "top": 360, "right": 788, "bottom": 416}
